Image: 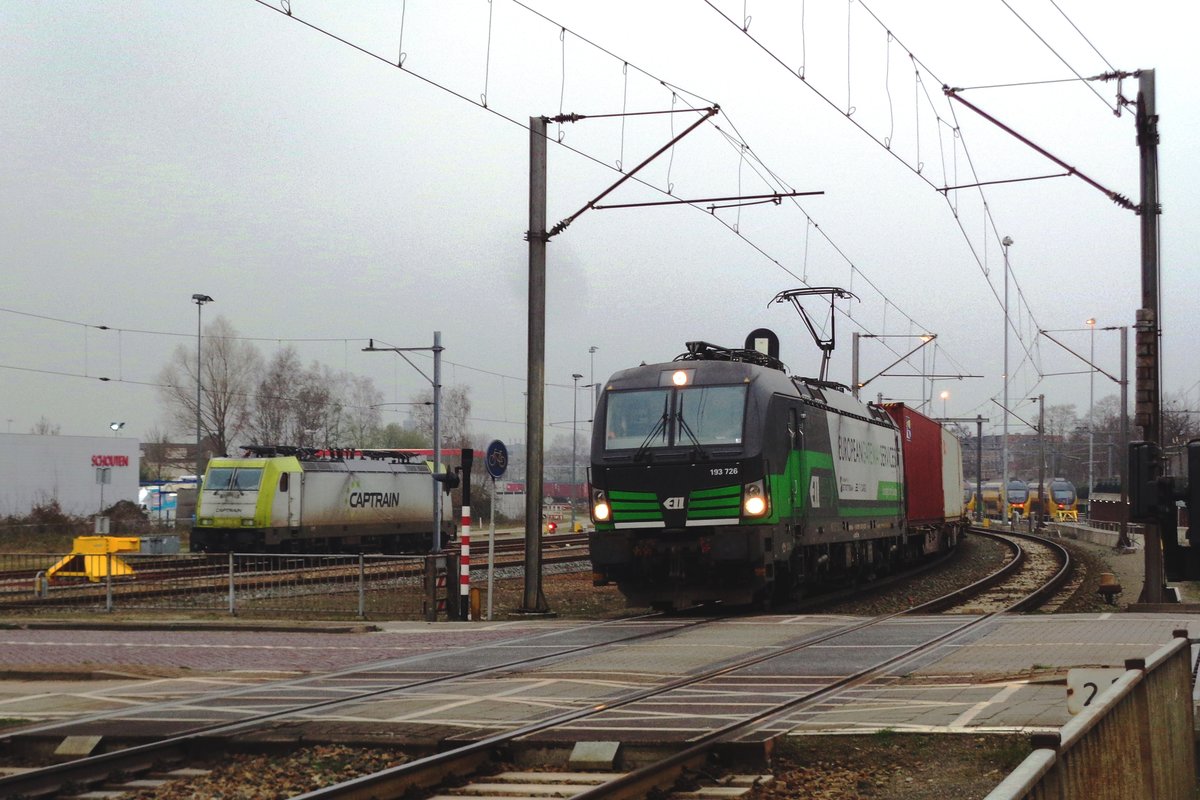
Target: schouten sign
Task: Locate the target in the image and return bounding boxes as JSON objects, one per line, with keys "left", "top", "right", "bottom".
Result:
{"left": 91, "top": 455, "right": 130, "bottom": 467}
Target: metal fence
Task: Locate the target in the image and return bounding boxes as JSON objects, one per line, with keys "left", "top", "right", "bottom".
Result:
{"left": 0, "top": 552, "right": 453, "bottom": 621}
{"left": 985, "top": 631, "right": 1196, "bottom": 800}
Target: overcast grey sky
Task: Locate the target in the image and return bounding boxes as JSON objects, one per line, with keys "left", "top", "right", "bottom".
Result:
{"left": 3, "top": 0, "right": 1195, "bottom": 451}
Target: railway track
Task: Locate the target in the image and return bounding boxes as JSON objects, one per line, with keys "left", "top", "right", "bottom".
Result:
{"left": 0, "top": 527, "right": 1070, "bottom": 799}
{"left": 283, "top": 530, "right": 1074, "bottom": 800}
{"left": 0, "top": 533, "right": 592, "bottom": 611}
{"left": 915, "top": 527, "right": 1072, "bottom": 614}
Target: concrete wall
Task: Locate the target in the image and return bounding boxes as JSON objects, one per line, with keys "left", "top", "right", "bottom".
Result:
{"left": 0, "top": 433, "right": 140, "bottom": 516}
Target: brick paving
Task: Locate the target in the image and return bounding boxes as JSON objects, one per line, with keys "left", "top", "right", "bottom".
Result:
{"left": 0, "top": 621, "right": 553, "bottom": 674}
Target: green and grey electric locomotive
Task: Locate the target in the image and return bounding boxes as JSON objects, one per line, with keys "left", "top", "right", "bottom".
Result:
{"left": 587, "top": 340, "right": 962, "bottom": 610}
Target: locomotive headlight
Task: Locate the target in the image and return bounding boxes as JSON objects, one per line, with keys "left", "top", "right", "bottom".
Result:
{"left": 591, "top": 488, "right": 611, "bottom": 522}
{"left": 672, "top": 370, "right": 689, "bottom": 386}
{"left": 742, "top": 479, "right": 769, "bottom": 517}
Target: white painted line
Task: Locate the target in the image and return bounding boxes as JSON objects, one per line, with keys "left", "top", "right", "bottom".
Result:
{"left": 948, "top": 681, "right": 1025, "bottom": 728}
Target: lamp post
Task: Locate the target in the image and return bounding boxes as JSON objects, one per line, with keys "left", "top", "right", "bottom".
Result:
{"left": 109, "top": 422, "right": 125, "bottom": 437}
{"left": 940, "top": 390, "right": 949, "bottom": 419}
{"left": 571, "top": 373, "right": 582, "bottom": 532}
{"left": 191, "top": 293, "right": 213, "bottom": 482}
{"left": 1034, "top": 394, "right": 1046, "bottom": 529}
{"left": 589, "top": 346, "right": 599, "bottom": 407}
{"left": 1001, "top": 236, "right": 1012, "bottom": 521}
{"left": 1086, "top": 317, "right": 1096, "bottom": 519}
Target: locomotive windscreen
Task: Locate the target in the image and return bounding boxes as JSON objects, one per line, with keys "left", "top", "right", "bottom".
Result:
{"left": 604, "top": 385, "right": 746, "bottom": 451}
{"left": 1052, "top": 479, "right": 1076, "bottom": 503}
{"left": 204, "top": 466, "right": 264, "bottom": 491}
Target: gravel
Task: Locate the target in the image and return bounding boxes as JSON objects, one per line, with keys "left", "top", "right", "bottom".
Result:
{"left": 122, "top": 745, "right": 411, "bottom": 799}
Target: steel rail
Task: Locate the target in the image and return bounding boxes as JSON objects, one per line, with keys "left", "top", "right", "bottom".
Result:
{"left": 294, "top": 527, "right": 1077, "bottom": 800}
{"left": 0, "top": 535, "right": 593, "bottom": 610}
{"left": 569, "top": 533, "right": 1075, "bottom": 799}
{"left": 2, "top": 528, "right": 1071, "bottom": 798}
{"left": 907, "top": 528, "right": 1027, "bottom": 613}
{"left": 0, "top": 611, "right": 716, "bottom": 798}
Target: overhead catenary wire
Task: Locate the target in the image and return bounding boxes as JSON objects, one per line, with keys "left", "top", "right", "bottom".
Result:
{"left": 1048, "top": 0, "right": 1116, "bottom": 74}
{"left": 8, "top": 1, "right": 1001, "bottom": 431}
{"left": 702, "top": 0, "right": 1129, "bottom": 415}
{"left": 997, "top": 0, "right": 1117, "bottom": 112}
{"left": 247, "top": 0, "right": 968, "bottom": 375}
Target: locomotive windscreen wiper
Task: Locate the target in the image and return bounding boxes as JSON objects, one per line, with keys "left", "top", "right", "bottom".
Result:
{"left": 674, "top": 410, "right": 709, "bottom": 459}
{"left": 633, "top": 395, "right": 671, "bottom": 462}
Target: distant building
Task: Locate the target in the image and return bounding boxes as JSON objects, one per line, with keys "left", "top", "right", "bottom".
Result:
{"left": 0, "top": 433, "right": 139, "bottom": 516}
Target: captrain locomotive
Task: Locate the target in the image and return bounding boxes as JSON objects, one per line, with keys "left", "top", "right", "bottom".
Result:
{"left": 191, "top": 446, "right": 450, "bottom": 553}
{"left": 587, "top": 340, "right": 966, "bottom": 610}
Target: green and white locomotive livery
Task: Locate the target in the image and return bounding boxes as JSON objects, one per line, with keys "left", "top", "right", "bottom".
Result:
{"left": 588, "top": 341, "right": 957, "bottom": 609}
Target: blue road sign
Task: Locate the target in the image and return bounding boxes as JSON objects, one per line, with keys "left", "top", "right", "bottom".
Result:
{"left": 485, "top": 439, "right": 508, "bottom": 479}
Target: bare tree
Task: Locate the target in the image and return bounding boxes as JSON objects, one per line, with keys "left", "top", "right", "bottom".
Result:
{"left": 157, "top": 315, "right": 262, "bottom": 458}
{"left": 545, "top": 432, "right": 587, "bottom": 484}
{"left": 343, "top": 374, "right": 384, "bottom": 448}
{"left": 1044, "top": 404, "right": 1078, "bottom": 440}
{"left": 157, "top": 320, "right": 388, "bottom": 454}
{"left": 375, "top": 422, "right": 428, "bottom": 448}
{"left": 1162, "top": 391, "right": 1200, "bottom": 448}
{"left": 248, "top": 346, "right": 303, "bottom": 445}
{"left": 31, "top": 417, "right": 60, "bottom": 435}
{"left": 410, "top": 385, "right": 472, "bottom": 446}
{"left": 288, "top": 362, "right": 339, "bottom": 448}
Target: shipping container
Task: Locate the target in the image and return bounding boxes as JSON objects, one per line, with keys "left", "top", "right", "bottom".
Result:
{"left": 881, "top": 403, "right": 960, "bottom": 526}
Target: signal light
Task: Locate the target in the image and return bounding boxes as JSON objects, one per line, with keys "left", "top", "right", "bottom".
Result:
{"left": 547, "top": 521, "right": 558, "bottom": 534}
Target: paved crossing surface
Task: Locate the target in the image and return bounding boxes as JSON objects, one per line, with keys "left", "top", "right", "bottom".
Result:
{"left": 0, "top": 613, "right": 1195, "bottom": 743}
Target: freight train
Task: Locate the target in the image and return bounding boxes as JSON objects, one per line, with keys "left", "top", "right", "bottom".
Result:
{"left": 191, "top": 446, "right": 451, "bottom": 553}
{"left": 587, "top": 339, "right": 966, "bottom": 610}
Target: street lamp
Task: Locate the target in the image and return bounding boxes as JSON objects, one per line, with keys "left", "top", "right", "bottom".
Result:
{"left": 571, "top": 373, "right": 582, "bottom": 532}
{"left": 939, "top": 390, "right": 949, "bottom": 419}
{"left": 109, "top": 422, "right": 125, "bottom": 437}
{"left": 589, "top": 346, "right": 599, "bottom": 407}
{"left": 1001, "top": 236, "right": 1012, "bottom": 520}
{"left": 191, "top": 293, "right": 213, "bottom": 482}
{"left": 1086, "top": 317, "right": 1096, "bottom": 519}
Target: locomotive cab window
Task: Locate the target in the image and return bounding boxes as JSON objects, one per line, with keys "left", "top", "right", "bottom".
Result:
{"left": 231, "top": 468, "right": 263, "bottom": 491}
{"left": 1052, "top": 480, "right": 1076, "bottom": 503}
{"left": 205, "top": 467, "right": 263, "bottom": 492}
{"left": 605, "top": 388, "right": 671, "bottom": 450}
{"left": 677, "top": 385, "right": 745, "bottom": 445}
{"left": 205, "top": 468, "right": 235, "bottom": 491}
{"left": 604, "top": 384, "right": 747, "bottom": 451}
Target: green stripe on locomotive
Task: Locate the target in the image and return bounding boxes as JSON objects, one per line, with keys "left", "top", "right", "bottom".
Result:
{"left": 607, "top": 488, "right": 662, "bottom": 524}
{"left": 596, "top": 445, "right": 901, "bottom": 530}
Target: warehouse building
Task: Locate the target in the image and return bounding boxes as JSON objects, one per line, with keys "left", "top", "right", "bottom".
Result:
{"left": 0, "top": 433, "right": 139, "bottom": 517}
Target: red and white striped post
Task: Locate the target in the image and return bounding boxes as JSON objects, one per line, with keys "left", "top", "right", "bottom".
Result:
{"left": 457, "top": 448, "right": 475, "bottom": 620}
{"left": 459, "top": 504, "right": 471, "bottom": 619}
